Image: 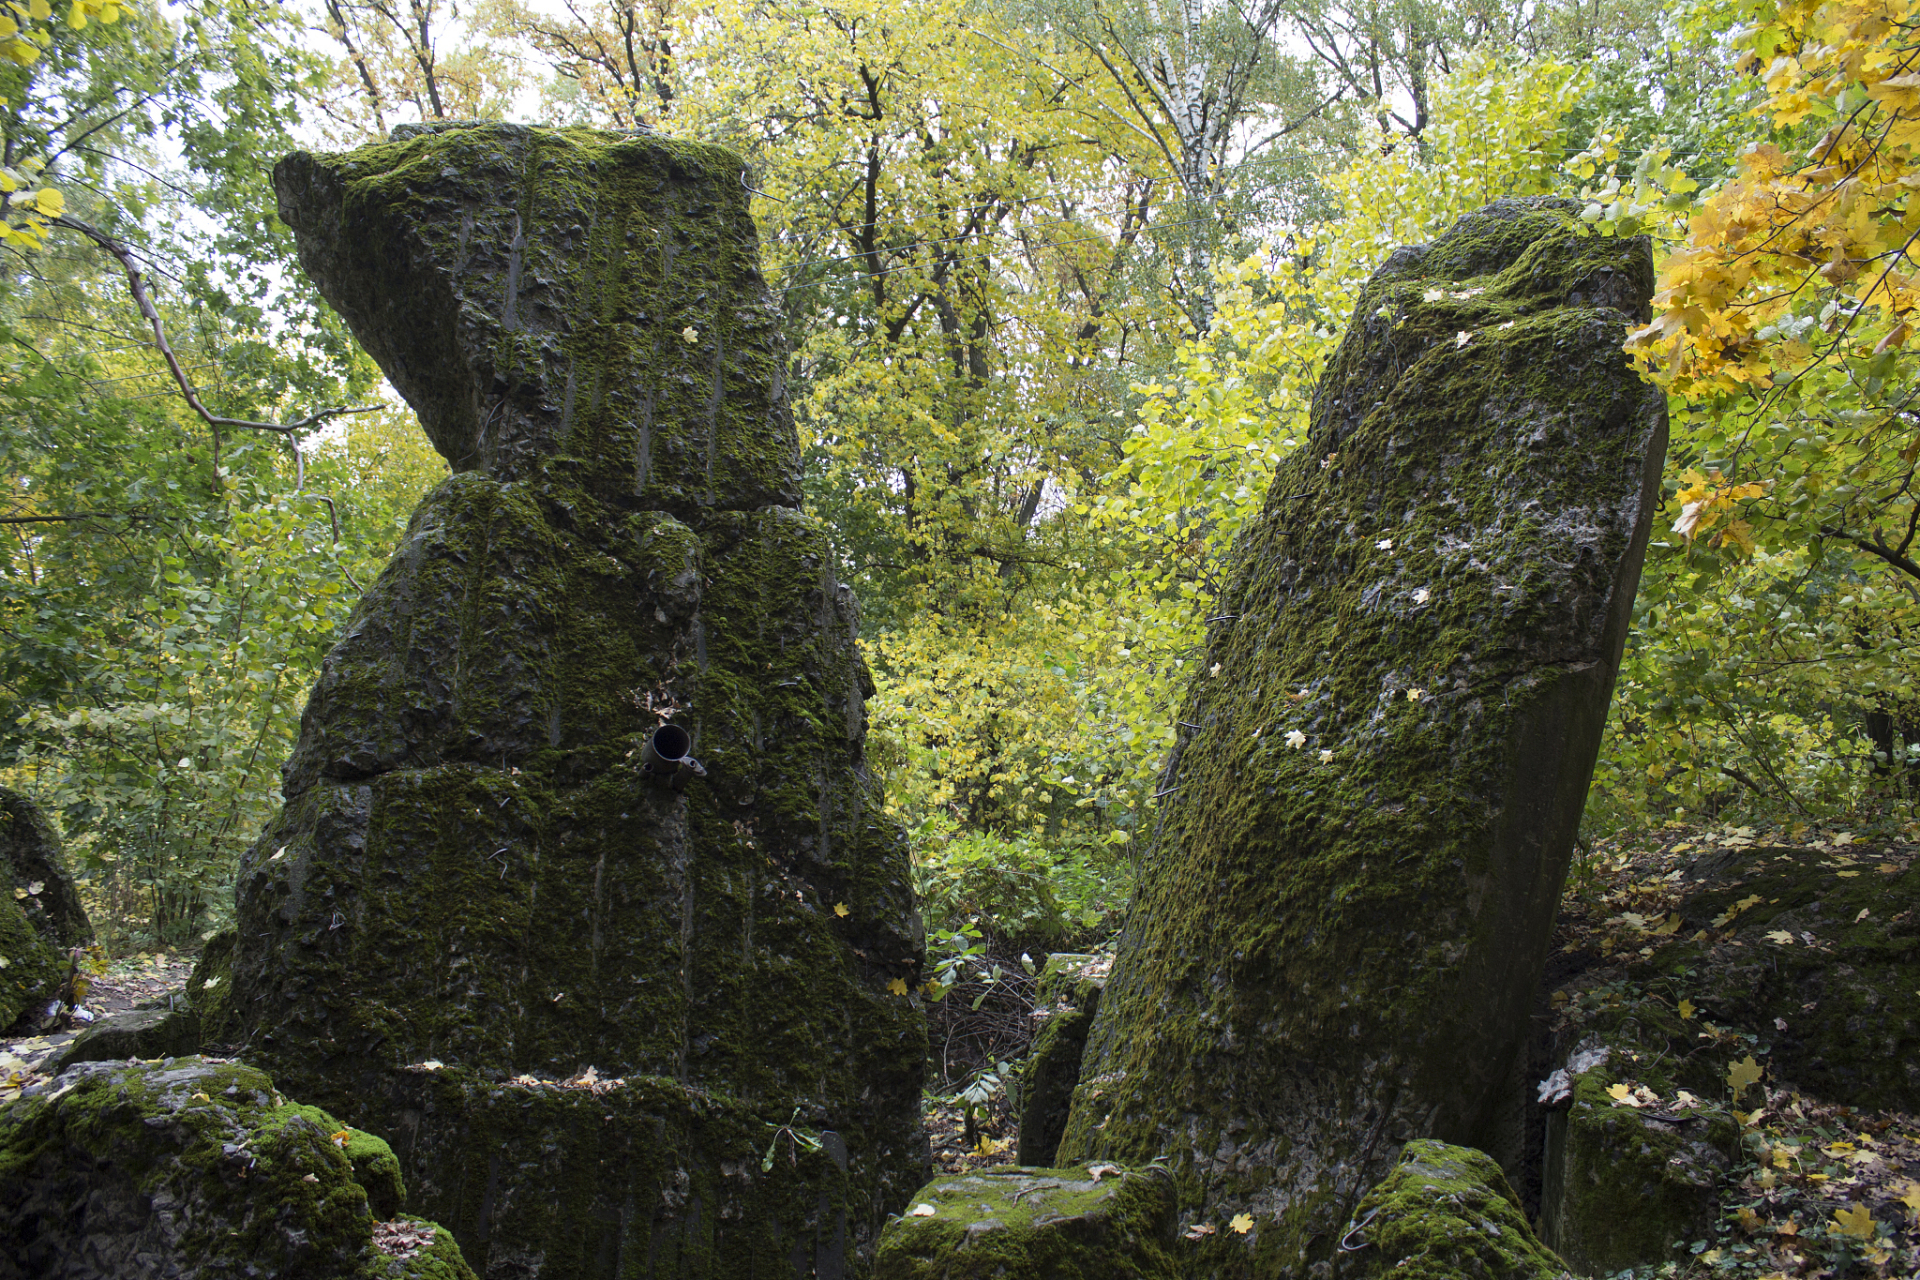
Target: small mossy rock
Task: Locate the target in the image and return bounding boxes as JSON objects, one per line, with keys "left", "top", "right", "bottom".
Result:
{"left": 186, "top": 926, "right": 239, "bottom": 1048}
{"left": 272, "top": 1103, "right": 409, "bottom": 1220}
{"left": 234, "top": 122, "right": 925, "bottom": 1277}
{"left": 0, "top": 1055, "right": 474, "bottom": 1280}
{"left": 1343, "top": 1141, "right": 1569, "bottom": 1280}
{"left": 53, "top": 1006, "right": 203, "bottom": 1068}
{"left": 1058, "top": 198, "right": 1668, "bottom": 1278}
{"left": 1016, "top": 954, "right": 1106, "bottom": 1166}
{"left": 0, "top": 786, "right": 91, "bottom": 951}
{"left": 875, "top": 1165, "right": 1178, "bottom": 1280}
{"left": 1536, "top": 1041, "right": 1738, "bottom": 1274}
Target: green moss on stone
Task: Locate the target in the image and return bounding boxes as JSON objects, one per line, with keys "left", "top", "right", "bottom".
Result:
{"left": 1539, "top": 1052, "right": 1737, "bottom": 1273}
{"left": 0, "top": 892, "right": 63, "bottom": 1030}
{"left": 1343, "top": 1140, "right": 1567, "bottom": 1280}
{"left": 1017, "top": 955, "right": 1105, "bottom": 1167}
{"left": 875, "top": 1164, "right": 1178, "bottom": 1280}
{"left": 0, "top": 1056, "right": 474, "bottom": 1278}
{"left": 1057, "top": 199, "right": 1667, "bottom": 1277}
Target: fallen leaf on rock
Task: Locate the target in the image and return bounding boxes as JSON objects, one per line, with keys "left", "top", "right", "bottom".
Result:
{"left": 1087, "top": 1163, "right": 1120, "bottom": 1182}
{"left": 887, "top": 978, "right": 908, "bottom": 996}
{"left": 910, "top": 1204, "right": 937, "bottom": 1217}
{"left": 1729, "top": 1056, "right": 1763, "bottom": 1095}
{"left": 330, "top": 1130, "right": 351, "bottom": 1147}
{"left": 1678, "top": 998, "right": 1696, "bottom": 1020}
{"left": 1765, "top": 929, "right": 1794, "bottom": 945}
{"left": 1231, "top": 1213, "right": 1254, "bottom": 1234}
{"left": 834, "top": 903, "right": 849, "bottom": 918}
{"left": 1183, "top": 1222, "right": 1217, "bottom": 1239}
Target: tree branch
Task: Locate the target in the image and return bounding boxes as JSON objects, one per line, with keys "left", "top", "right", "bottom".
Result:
{"left": 53, "top": 215, "right": 381, "bottom": 440}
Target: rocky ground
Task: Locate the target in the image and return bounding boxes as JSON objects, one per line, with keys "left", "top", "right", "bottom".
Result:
{"left": 8, "top": 817, "right": 1920, "bottom": 1278}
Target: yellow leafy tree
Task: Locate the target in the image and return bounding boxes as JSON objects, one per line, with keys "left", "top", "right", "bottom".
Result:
{"left": 0, "top": 0, "right": 129, "bottom": 249}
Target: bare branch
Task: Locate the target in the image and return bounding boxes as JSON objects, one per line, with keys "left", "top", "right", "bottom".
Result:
{"left": 52, "top": 215, "right": 381, "bottom": 439}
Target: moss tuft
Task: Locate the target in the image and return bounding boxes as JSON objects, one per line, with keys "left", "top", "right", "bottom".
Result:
{"left": 875, "top": 1164, "right": 1179, "bottom": 1280}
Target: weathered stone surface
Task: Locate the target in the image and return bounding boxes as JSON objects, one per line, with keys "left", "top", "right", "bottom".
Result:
{"left": 0, "top": 787, "right": 91, "bottom": 950}
{"left": 1056, "top": 198, "right": 1668, "bottom": 1275}
{"left": 1342, "top": 1141, "right": 1570, "bottom": 1280}
{"left": 1015, "top": 954, "right": 1106, "bottom": 1167}
{"left": 0, "top": 1055, "right": 474, "bottom": 1280}
{"left": 0, "top": 787, "right": 90, "bottom": 1030}
{"left": 874, "top": 1165, "right": 1178, "bottom": 1280}
{"left": 54, "top": 1006, "right": 201, "bottom": 1068}
{"left": 231, "top": 122, "right": 925, "bottom": 1277}
{"left": 1535, "top": 1038, "right": 1738, "bottom": 1274}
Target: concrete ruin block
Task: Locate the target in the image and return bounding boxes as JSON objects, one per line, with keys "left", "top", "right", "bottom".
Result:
{"left": 1056, "top": 198, "right": 1667, "bottom": 1275}
{"left": 219, "top": 123, "right": 925, "bottom": 1277}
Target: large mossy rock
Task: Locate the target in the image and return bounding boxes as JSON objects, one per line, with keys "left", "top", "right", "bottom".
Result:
{"left": 873, "top": 1164, "right": 1179, "bottom": 1280}
{"left": 1343, "top": 1141, "right": 1570, "bottom": 1280}
{"left": 225, "top": 123, "right": 925, "bottom": 1278}
{"left": 0, "top": 787, "right": 91, "bottom": 951}
{"left": 1056, "top": 198, "right": 1667, "bottom": 1276}
{"left": 0, "top": 787, "right": 89, "bottom": 1030}
{"left": 1636, "top": 844, "right": 1920, "bottom": 1110}
{"left": 0, "top": 1056, "right": 475, "bottom": 1280}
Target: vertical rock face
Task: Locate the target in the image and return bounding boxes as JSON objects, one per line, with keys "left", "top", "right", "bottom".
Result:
{"left": 237, "top": 123, "right": 925, "bottom": 1277}
{"left": 1055, "top": 199, "right": 1666, "bottom": 1275}
{"left": 0, "top": 786, "right": 90, "bottom": 1029}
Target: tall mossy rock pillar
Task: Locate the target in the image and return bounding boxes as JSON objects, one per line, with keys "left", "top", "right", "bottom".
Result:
{"left": 1055, "top": 198, "right": 1667, "bottom": 1276}
{"left": 237, "top": 123, "right": 927, "bottom": 1278}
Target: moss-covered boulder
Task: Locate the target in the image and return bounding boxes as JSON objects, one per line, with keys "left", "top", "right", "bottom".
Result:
{"left": 874, "top": 1164, "right": 1178, "bottom": 1280}
{"left": 1634, "top": 845, "right": 1920, "bottom": 1110}
{"left": 1057, "top": 198, "right": 1668, "bottom": 1276}
{"left": 0, "top": 787, "right": 91, "bottom": 1031}
{"left": 0, "top": 1055, "right": 474, "bottom": 1279}
{"left": 226, "top": 122, "right": 924, "bottom": 1277}
{"left": 1342, "top": 1141, "right": 1569, "bottom": 1280}
{"left": 1016, "top": 953, "right": 1106, "bottom": 1167}
{"left": 0, "top": 787, "right": 91, "bottom": 951}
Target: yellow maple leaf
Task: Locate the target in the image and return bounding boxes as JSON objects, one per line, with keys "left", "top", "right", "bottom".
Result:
{"left": 1230, "top": 1212, "right": 1254, "bottom": 1234}
{"left": 1678, "top": 998, "right": 1696, "bottom": 1020}
{"left": 1899, "top": 1182, "right": 1920, "bottom": 1213}
{"left": 1831, "top": 1204, "right": 1875, "bottom": 1240}
{"left": 887, "top": 978, "right": 908, "bottom": 996}
{"left": 1737, "top": 1206, "right": 1764, "bottom": 1233}
{"left": 330, "top": 1129, "right": 351, "bottom": 1147}
{"left": 833, "top": 902, "right": 849, "bottom": 918}
{"left": 1728, "top": 1055, "right": 1763, "bottom": 1095}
